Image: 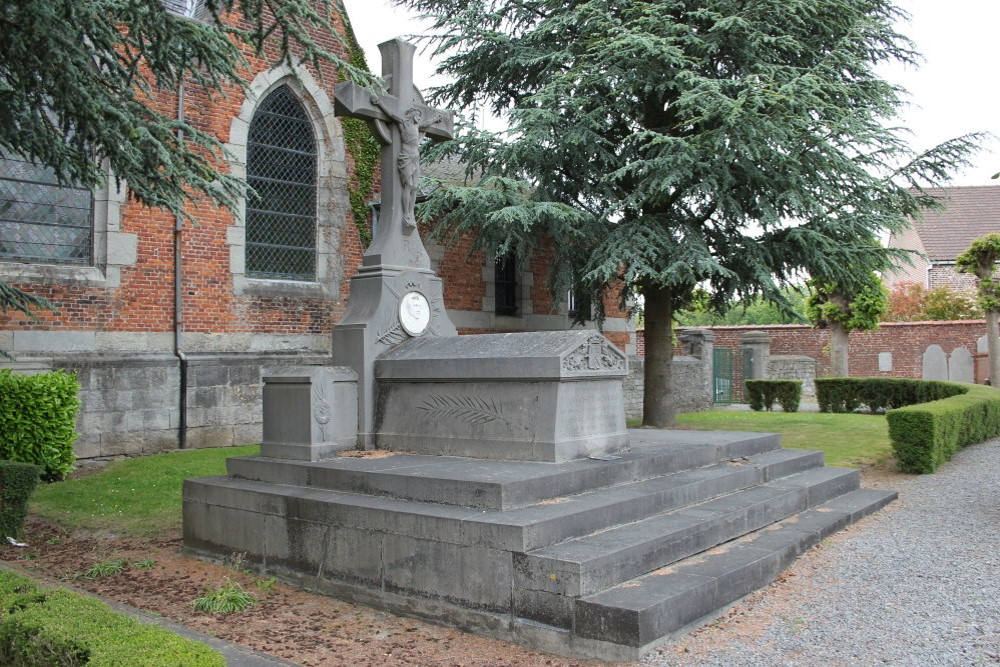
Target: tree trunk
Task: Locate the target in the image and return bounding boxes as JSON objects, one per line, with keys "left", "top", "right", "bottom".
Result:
{"left": 987, "top": 309, "right": 1000, "bottom": 386}
{"left": 828, "top": 321, "right": 850, "bottom": 377}
{"left": 642, "top": 285, "right": 675, "bottom": 427}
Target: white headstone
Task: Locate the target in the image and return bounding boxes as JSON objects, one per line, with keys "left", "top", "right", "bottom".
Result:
{"left": 922, "top": 344, "right": 948, "bottom": 380}
{"left": 878, "top": 352, "right": 893, "bottom": 372}
{"left": 978, "top": 335, "right": 989, "bottom": 354}
{"left": 949, "top": 347, "right": 974, "bottom": 384}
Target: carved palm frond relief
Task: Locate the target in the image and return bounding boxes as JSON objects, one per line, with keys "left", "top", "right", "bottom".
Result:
{"left": 415, "top": 394, "right": 510, "bottom": 428}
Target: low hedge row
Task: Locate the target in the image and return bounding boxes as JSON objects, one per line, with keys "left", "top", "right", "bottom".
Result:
{"left": 0, "top": 461, "right": 41, "bottom": 538}
{"left": 746, "top": 380, "right": 802, "bottom": 413}
{"left": 815, "top": 377, "right": 965, "bottom": 415}
{"left": 887, "top": 383, "right": 1000, "bottom": 474}
{"left": 0, "top": 370, "right": 79, "bottom": 480}
{"left": 816, "top": 377, "right": 1000, "bottom": 474}
{"left": 0, "top": 570, "right": 224, "bottom": 666}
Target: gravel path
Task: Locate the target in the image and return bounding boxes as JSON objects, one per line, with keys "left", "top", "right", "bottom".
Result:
{"left": 643, "top": 438, "right": 1000, "bottom": 666}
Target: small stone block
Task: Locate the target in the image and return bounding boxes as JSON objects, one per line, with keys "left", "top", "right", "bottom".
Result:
{"left": 261, "top": 366, "right": 358, "bottom": 460}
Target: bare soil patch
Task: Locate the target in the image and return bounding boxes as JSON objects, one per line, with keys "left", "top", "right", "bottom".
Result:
{"left": 1, "top": 518, "right": 606, "bottom": 667}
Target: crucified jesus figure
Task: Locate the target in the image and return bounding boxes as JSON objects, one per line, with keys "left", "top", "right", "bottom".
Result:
{"left": 371, "top": 96, "right": 445, "bottom": 230}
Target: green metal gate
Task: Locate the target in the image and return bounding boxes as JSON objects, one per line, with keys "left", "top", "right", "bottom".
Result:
{"left": 713, "top": 347, "right": 734, "bottom": 406}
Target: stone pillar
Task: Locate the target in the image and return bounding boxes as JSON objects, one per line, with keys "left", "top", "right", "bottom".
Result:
{"left": 741, "top": 331, "right": 771, "bottom": 380}
{"left": 260, "top": 367, "right": 358, "bottom": 461}
{"left": 677, "top": 328, "right": 715, "bottom": 360}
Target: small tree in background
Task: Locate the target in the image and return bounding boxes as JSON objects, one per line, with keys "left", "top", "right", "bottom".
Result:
{"left": 956, "top": 233, "right": 1000, "bottom": 384}
{"left": 885, "top": 281, "right": 981, "bottom": 322}
{"left": 806, "top": 274, "right": 888, "bottom": 377}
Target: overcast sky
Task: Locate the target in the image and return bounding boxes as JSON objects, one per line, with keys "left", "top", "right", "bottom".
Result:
{"left": 341, "top": 0, "right": 999, "bottom": 186}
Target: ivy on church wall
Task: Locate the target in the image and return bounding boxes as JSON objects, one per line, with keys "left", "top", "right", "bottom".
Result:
{"left": 338, "top": 12, "right": 380, "bottom": 248}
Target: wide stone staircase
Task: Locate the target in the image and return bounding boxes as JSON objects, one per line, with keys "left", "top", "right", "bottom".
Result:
{"left": 183, "top": 429, "right": 895, "bottom": 660}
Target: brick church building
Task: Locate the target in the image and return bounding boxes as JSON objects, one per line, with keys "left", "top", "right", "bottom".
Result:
{"left": 0, "top": 1, "right": 634, "bottom": 458}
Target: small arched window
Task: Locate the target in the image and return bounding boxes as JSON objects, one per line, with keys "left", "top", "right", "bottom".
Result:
{"left": 246, "top": 85, "right": 317, "bottom": 281}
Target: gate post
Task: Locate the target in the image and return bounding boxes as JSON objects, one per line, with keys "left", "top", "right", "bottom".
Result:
{"left": 741, "top": 331, "right": 771, "bottom": 380}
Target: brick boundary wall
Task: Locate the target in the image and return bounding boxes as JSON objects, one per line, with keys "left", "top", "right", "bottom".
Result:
{"left": 636, "top": 320, "right": 992, "bottom": 379}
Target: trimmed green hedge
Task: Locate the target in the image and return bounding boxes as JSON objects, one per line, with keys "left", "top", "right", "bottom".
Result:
{"left": 815, "top": 377, "right": 965, "bottom": 415}
{"left": 0, "top": 570, "right": 224, "bottom": 666}
{"left": 746, "top": 380, "right": 802, "bottom": 413}
{"left": 816, "top": 377, "right": 1000, "bottom": 474}
{"left": 0, "top": 461, "right": 41, "bottom": 538}
{"left": 0, "top": 370, "right": 79, "bottom": 480}
{"left": 887, "top": 383, "right": 1000, "bottom": 474}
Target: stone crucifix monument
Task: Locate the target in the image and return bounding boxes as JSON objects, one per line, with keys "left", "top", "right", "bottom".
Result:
{"left": 332, "top": 38, "right": 457, "bottom": 446}
{"left": 183, "top": 35, "right": 897, "bottom": 661}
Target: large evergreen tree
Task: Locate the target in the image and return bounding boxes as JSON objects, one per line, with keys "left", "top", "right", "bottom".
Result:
{"left": 403, "top": 0, "right": 980, "bottom": 425}
{"left": 0, "top": 0, "right": 375, "bottom": 317}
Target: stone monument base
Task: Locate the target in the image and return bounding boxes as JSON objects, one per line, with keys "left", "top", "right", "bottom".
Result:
{"left": 183, "top": 429, "right": 895, "bottom": 660}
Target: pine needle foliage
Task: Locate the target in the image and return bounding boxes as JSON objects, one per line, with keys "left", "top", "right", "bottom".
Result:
{"left": 400, "top": 0, "right": 983, "bottom": 424}
{"left": 0, "top": 0, "right": 378, "bottom": 317}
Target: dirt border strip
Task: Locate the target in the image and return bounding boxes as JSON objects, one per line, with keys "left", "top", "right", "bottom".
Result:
{"left": 0, "top": 560, "right": 294, "bottom": 667}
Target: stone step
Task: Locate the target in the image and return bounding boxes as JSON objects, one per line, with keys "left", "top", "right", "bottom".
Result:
{"left": 226, "top": 429, "right": 781, "bottom": 510}
{"left": 185, "top": 449, "right": 816, "bottom": 555}
{"left": 513, "top": 462, "right": 842, "bottom": 627}
{"left": 573, "top": 488, "right": 897, "bottom": 649}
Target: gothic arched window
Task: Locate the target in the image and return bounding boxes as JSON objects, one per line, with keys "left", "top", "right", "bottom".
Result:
{"left": 246, "top": 85, "right": 317, "bottom": 280}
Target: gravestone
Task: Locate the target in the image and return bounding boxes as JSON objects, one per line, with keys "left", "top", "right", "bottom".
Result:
{"left": 332, "top": 38, "right": 458, "bottom": 447}
{"left": 948, "top": 347, "right": 974, "bottom": 384}
{"left": 922, "top": 344, "right": 948, "bottom": 380}
{"left": 878, "top": 352, "right": 892, "bottom": 372}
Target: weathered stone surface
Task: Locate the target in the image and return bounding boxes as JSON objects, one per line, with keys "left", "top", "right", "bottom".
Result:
{"left": 374, "top": 331, "right": 628, "bottom": 461}
{"left": 260, "top": 366, "right": 358, "bottom": 460}
{"left": 949, "top": 346, "right": 974, "bottom": 384}
{"left": 182, "top": 428, "right": 896, "bottom": 660}
{"left": 922, "top": 344, "right": 948, "bottom": 380}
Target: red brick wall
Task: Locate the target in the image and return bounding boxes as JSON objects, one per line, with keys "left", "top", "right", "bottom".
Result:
{"left": 0, "top": 7, "right": 365, "bottom": 340}
{"left": 636, "top": 321, "right": 990, "bottom": 378}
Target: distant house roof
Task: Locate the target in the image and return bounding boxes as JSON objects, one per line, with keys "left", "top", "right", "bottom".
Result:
{"left": 908, "top": 185, "right": 1000, "bottom": 261}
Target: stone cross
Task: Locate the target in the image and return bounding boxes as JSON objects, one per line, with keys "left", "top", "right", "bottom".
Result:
{"left": 334, "top": 38, "right": 454, "bottom": 269}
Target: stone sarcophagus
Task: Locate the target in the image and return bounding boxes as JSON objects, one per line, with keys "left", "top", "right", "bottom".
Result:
{"left": 372, "top": 330, "right": 629, "bottom": 461}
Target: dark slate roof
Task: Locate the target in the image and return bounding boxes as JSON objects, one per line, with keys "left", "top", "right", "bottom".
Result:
{"left": 910, "top": 185, "right": 1000, "bottom": 261}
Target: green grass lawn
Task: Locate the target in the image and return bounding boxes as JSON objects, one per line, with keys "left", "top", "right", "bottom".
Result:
{"left": 30, "top": 445, "right": 259, "bottom": 537}
{"left": 630, "top": 410, "right": 894, "bottom": 469}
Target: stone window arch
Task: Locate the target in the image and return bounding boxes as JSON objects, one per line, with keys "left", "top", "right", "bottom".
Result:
{"left": 227, "top": 65, "right": 349, "bottom": 298}
{"left": 245, "top": 85, "right": 318, "bottom": 281}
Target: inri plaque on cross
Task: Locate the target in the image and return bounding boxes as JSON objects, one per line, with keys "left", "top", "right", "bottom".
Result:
{"left": 335, "top": 38, "right": 453, "bottom": 269}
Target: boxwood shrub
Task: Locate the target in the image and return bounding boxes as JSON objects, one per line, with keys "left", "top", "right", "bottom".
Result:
{"left": 816, "top": 377, "right": 1000, "bottom": 474}
{"left": 0, "top": 370, "right": 79, "bottom": 480}
{"left": 0, "top": 570, "right": 224, "bottom": 666}
{"left": 745, "top": 380, "right": 802, "bottom": 413}
{"left": 887, "top": 383, "right": 1000, "bottom": 474}
{"left": 0, "top": 461, "right": 41, "bottom": 539}
{"left": 815, "top": 377, "right": 965, "bottom": 415}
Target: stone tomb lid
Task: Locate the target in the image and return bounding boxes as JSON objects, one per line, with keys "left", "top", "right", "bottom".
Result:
{"left": 375, "top": 330, "right": 627, "bottom": 381}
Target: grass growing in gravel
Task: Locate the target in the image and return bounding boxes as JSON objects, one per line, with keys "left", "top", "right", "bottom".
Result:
{"left": 634, "top": 411, "right": 893, "bottom": 469}
{"left": 30, "top": 445, "right": 259, "bottom": 536}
